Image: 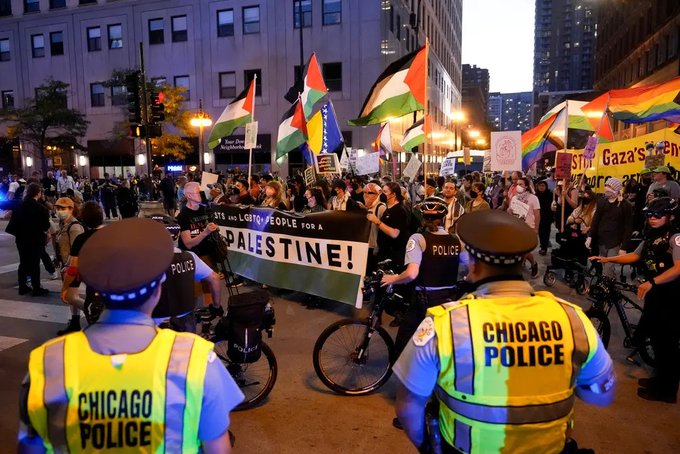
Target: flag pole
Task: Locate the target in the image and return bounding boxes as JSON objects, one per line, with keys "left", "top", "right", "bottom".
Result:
{"left": 560, "top": 99, "right": 569, "bottom": 233}
{"left": 247, "top": 74, "right": 257, "bottom": 185}
{"left": 424, "top": 38, "right": 430, "bottom": 180}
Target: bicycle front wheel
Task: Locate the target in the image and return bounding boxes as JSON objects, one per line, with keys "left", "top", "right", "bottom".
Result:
{"left": 213, "top": 341, "right": 278, "bottom": 410}
{"left": 637, "top": 335, "right": 656, "bottom": 368}
{"left": 585, "top": 308, "right": 611, "bottom": 348}
{"left": 313, "top": 319, "right": 395, "bottom": 396}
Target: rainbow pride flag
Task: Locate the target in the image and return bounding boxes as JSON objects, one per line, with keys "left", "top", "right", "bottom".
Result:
{"left": 521, "top": 112, "right": 559, "bottom": 170}
{"left": 583, "top": 76, "right": 680, "bottom": 124}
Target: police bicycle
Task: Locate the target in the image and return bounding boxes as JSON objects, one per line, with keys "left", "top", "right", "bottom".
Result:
{"left": 585, "top": 274, "right": 655, "bottom": 367}
{"left": 312, "top": 260, "right": 403, "bottom": 395}
{"left": 193, "top": 299, "right": 278, "bottom": 410}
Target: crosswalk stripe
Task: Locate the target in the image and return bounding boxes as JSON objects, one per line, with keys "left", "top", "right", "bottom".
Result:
{"left": 0, "top": 262, "right": 19, "bottom": 275}
{"left": 0, "top": 298, "right": 69, "bottom": 323}
{"left": 0, "top": 335, "right": 28, "bottom": 351}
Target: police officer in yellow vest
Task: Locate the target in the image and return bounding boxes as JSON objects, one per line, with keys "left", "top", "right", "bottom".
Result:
{"left": 393, "top": 210, "right": 616, "bottom": 454}
{"left": 18, "top": 218, "right": 244, "bottom": 453}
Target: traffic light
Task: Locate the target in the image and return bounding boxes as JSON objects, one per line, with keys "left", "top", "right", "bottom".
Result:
{"left": 150, "top": 89, "right": 165, "bottom": 123}
{"left": 125, "top": 71, "right": 142, "bottom": 127}
{"left": 128, "top": 124, "right": 162, "bottom": 138}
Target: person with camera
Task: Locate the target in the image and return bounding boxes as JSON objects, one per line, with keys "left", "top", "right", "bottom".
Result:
{"left": 393, "top": 210, "right": 615, "bottom": 454}
{"left": 18, "top": 218, "right": 243, "bottom": 453}
{"left": 590, "top": 197, "right": 680, "bottom": 403}
{"left": 380, "top": 197, "right": 462, "bottom": 358}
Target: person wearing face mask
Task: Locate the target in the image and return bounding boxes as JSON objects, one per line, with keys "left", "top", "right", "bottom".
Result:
{"left": 507, "top": 177, "right": 541, "bottom": 278}
{"left": 590, "top": 197, "right": 680, "bottom": 403}
{"left": 586, "top": 177, "right": 632, "bottom": 279}
{"left": 368, "top": 182, "right": 410, "bottom": 271}
{"left": 464, "top": 182, "right": 490, "bottom": 213}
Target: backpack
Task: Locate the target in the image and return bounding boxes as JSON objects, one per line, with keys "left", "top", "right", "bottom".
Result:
{"left": 215, "top": 290, "right": 269, "bottom": 363}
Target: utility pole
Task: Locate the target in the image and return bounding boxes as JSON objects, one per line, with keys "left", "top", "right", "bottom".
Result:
{"left": 139, "top": 42, "right": 152, "bottom": 176}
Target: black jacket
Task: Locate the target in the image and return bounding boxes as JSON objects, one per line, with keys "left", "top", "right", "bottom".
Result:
{"left": 6, "top": 198, "right": 51, "bottom": 244}
{"left": 590, "top": 197, "right": 633, "bottom": 249}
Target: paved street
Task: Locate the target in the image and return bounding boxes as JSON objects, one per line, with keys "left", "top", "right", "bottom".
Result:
{"left": 0, "top": 220, "right": 678, "bottom": 453}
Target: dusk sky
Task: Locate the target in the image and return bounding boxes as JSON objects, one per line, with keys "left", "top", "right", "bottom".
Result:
{"left": 462, "top": 0, "right": 535, "bottom": 94}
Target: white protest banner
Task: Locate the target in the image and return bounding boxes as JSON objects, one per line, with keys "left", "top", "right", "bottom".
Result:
{"left": 244, "top": 121, "right": 259, "bottom": 150}
{"left": 349, "top": 148, "right": 358, "bottom": 169}
{"left": 439, "top": 157, "right": 456, "bottom": 176}
{"left": 509, "top": 197, "right": 530, "bottom": 221}
{"left": 490, "top": 131, "right": 522, "bottom": 171}
{"left": 403, "top": 155, "right": 422, "bottom": 181}
{"left": 200, "top": 171, "right": 219, "bottom": 193}
{"left": 355, "top": 151, "right": 381, "bottom": 175}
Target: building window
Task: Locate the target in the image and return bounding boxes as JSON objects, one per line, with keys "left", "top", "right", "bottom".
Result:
{"left": 108, "top": 24, "right": 123, "bottom": 49}
{"left": 90, "top": 83, "right": 105, "bottom": 107}
{"left": 2, "top": 90, "right": 14, "bottom": 109}
{"left": 243, "top": 6, "right": 260, "bottom": 34}
{"left": 171, "top": 15, "right": 187, "bottom": 42}
{"left": 174, "top": 75, "right": 190, "bottom": 101}
{"left": 217, "top": 9, "right": 234, "bottom": 37}
{"left": 323, "top": 62, "right": 342, "bottom": 92}
{"left": 322, "top": 0, "right": 341, "bottom": 25}
{"left": 79, "top": 0, "right": 97, "bottom": 4}
{"left": 111, "top": 85, "right": 125, "bottom": 106}
{"left": 244, "top": 69, "right": 262, "bottom": 96}
{"left": 148, "top": 18, "right": 164, "bottom": 45}
{"left": 49, "top": 0, "right": 65, "bottom": 9}
{"left": 219, "top": 71, "right": 236, "bottom": 99}
{"left": 0, "top": 39, "right": 9, "bottom": 61}
{"left": 87, "top": 26, "right": 101, "bottom": 52}
{"left": 0, "top": 0, "right": 12, "bottom": 16}
{"left": 31, "top": 34, "right": 44, "bottom": 58}
{"left": 294, "top": 0, "right": 312, "bottom": 29}
{"left": 50, "top": 31, "right": 64, "bottom": 56}
{"left": 24, "top": 0, "right": 39, "bottom": 13}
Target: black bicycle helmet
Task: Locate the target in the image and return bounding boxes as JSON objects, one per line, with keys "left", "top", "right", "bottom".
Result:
{"left": 419, "top": 196, "right": 448, "bottom": 218}
{"left": 644, "top": 197, "right": 678, "bottom": 216}
{"left": 147, "top": 214, "right": 181, "bottom": 240}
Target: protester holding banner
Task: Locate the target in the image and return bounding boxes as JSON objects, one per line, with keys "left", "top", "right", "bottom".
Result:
{"left": 302, "top": 188, "right": 326, "bottom": 214}
{"left": 328, "top": 179, "right": 360, "bottom": 211}
{"left": 261, "top": 180, "right": 289, "bottom": 211}
{"left": 232, "top": 178, "right": 256, "bottom": 205}
{"left": 369, "top": 182, "right": 410, "bottom": 271}
{"left": 587, "top": 177, "right": 633, "bottom": 279}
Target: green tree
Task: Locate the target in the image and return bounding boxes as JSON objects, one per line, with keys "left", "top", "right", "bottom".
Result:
{"left": 104, "top": 69, "right": 195, "bottom": 160}
{"left": 0, "top": 79, "right": 89, "bottom": 172}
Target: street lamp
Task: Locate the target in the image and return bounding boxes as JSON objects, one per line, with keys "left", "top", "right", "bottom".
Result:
{"left": 449, "top": 110, "right": 465, "bottom": 150}
{"left": 190, "top": 99, "right": 213, "bottom": 171}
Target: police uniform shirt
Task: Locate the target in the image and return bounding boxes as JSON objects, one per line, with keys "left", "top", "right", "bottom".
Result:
{"left": 19, "top": 310, "right": 244, "bottom": 444}
{"left": 392, "top": 280, "right": 614, "bottom": 398}
{"left": 404, "top": 227, "right": 460, "bottom": 290}
{"left": 634, "top": 232, "right": 680, "bottom": 261}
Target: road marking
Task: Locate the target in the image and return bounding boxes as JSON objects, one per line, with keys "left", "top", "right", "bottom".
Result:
{"left": 0, "top": 298, "right": 68, "bottom": 323}
{"left": 0, "top": 335, "right": 28, "bottom": 351}
{"left": 0, "top": 262, "right": 19, "bottom": 274}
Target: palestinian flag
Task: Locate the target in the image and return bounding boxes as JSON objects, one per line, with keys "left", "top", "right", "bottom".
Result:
{"left": 349, "top": 45, "right": 427, "bottom": 126}
{"left": 276, "top": 100, "right": 307, "bottom": 159}
{"left": 374, "top": 122, "right": 393, "bottom": 156}
{"left": 208, "top": 79, "right": 256, "bottom": 150}
{"left": 400, "top": 116, "right": 430, "bottom": 151}
{"left": 300, "top": 53, "right": 329, "bottom": 119}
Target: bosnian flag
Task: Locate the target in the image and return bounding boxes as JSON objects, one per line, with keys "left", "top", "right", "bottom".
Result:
{"left": 349, "top": 45, "right": 426, "bottom": 126}
{"left": 208, "top": 78, "right": 256, "bottom": 150}
{"left": 400, "top": 116, "right": 430, "bottom": 151}
{"left": 276, "top": 100, "right": 307, "bottom": 159}
{"left": 374, "top": 122, "right": 393, "bottom": 157}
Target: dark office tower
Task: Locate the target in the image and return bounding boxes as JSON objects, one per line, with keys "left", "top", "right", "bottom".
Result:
{"left": 462, "top": 64, "right": 490, "bottom": 128}
{"left": 533, "top": 0, "right": 598, "bottom": 122}
{"left": 593, "top": 0, "right": 680, "bottom": 90}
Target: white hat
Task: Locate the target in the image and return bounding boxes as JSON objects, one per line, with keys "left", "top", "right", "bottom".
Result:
{"left": 605, "top": 177, "right": 622, "bottom": 194}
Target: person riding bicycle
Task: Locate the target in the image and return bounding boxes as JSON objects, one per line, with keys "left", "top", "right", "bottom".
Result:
{"left": 590, "top": 196, "right": 680, "bottom": 403}
{"left": 149, "top": 215, "right": 224, "bottom": 332}
{"left": 394, "top": 210, "right": 615, "bottom": 454}
{"left": 18, "top": 218, "right": 243, "bottom": 453}
{"left": 381, "top": 196, "right": 462, "bottom": 357}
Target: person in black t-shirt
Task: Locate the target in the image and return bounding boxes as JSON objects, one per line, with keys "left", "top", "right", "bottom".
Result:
{"left": 368, "top": 182, "right": 410, "bottom": 272}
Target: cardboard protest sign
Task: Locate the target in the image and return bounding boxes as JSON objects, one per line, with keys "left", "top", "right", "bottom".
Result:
{"left": 355, "top": 152, "right": 380, "bottom": 175}
{"left": 554, "top": 152, "right": 573, "bottom": 180}
{"left": 200, "top": 171, "right": 218, "bottom": 192}
{"left": 509, "top": 197, "right": 530, "bottom": 221}
{"left": 212, "top": 205, "right": 371, "bottom": 307}
{"left": 244, "top": 121, "right": 259, "bottom": 149}
{"left": 439, "top": 157, "right": 456, "bottom": 176}
{"left": 490, "top": 131, "right": 522, "bottom": 171}
{"left": 304, "top": 166, "right": 316, "bottom": 186}
{"left": 314, "top": 153, "right": 340, "bottom": 174}
{"left": 403, "top": 155, "right": 422, "bottom": 181}
{"left": 645, "top": 153, "right": 665, "bottom": 169}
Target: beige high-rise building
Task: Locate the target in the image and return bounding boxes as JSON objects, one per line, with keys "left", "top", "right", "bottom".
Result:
{"left": 0, "top": 0, "right": 461, "bottom": 178}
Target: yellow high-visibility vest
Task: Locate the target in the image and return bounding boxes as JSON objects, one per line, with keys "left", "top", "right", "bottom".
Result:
{"left": 428, "top": 291, "right": 597, "bottom": 454}
{"left": 27, "top": 329, "right": 213, "bottom": 453}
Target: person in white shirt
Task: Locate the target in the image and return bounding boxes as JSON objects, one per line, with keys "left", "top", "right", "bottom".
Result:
{"left": 507, "top": 176, "right": 541, "bottom": 278}
{"left": 56, "top": 170, "right": 75, "bottom": 196}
